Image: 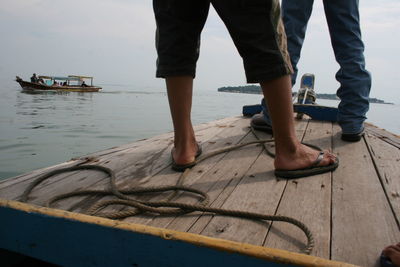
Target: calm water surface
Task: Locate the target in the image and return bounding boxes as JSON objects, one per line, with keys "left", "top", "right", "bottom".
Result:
{"left": 0, "top": 84, "right": 399, "bottom": 180}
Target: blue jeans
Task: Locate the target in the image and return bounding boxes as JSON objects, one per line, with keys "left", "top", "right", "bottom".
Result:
{"left": 262, "top": 0, "right": 371, "bottom": 134}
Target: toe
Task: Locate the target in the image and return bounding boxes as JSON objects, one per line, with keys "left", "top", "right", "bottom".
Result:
{"left": 392, "top": 244, "right": 400, "bottom": 252}
{"left": 319, "top": 150, "right": 336, "bottom": 166}
{"left": 383, "top": 245, "right": 400, "bottom": 256}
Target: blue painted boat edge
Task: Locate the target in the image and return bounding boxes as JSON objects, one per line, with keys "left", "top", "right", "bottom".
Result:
{"left": 0, "top": 199, "right": 358, "bottom": 267}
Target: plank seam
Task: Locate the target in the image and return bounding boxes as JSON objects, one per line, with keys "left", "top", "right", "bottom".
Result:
{"left": 262, "top": 119, "right": 310, "bottom": 247}
{"left": 363, "top": 135, "right": 400, "bottom": 230}
{"left": 183, "top": 129, "right": 258, "bottom": 233}
{"left": 113, "top": 119, "right": 252, "bottom": 224}
{"left": 329, "top": 122, "right": 334, "bottom": 261}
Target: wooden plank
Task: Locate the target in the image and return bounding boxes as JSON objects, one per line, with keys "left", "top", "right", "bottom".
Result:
{"left": 126, "top": 117, "right": 306, "bottom": 231}
{"left": 150, "top": 131, "right": 265, "bottom": 232}
{"left": 193, "top": 142, "right": 283, "bottom": 245}
{"left": 365, "top": 123, "right": 400, "bottom": 149}
{"left": 365, "top": 132, "right": 400, "bottom": 225}
{"left": 0, "top": 135, "right": 173, "bottom": 203}
{"left": 0, "top": 159, "right": 94, "bottom": 201}
{"left": 331, "top": 124, "right": 400, "bottom": 267}
{"left": 0, "top": 127, "right": 178, "bottom": 201}
{"left": 121, "top": 117, "right": 253, "bottom": 226}
{"left": 0, "top": 117, "right": 240, "bottom": 207}
{"left": 0, "top": 117, "right": 239, "bottom": 203}
{"left": 0, "top": 159, "right": 86, "bottom": 189}
{"left": 184, "top": 120, "right": 308, "bottom": 248}
{"left": 37, "top": 117, "right": 240, "bottom": 211}
{"left": 264, "top": 120, "right": 333, "bottom": 258}
{"left": 58, "top": 117, "right": 244, "bottom": 213}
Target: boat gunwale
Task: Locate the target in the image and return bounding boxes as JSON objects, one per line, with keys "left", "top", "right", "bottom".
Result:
{"left": 0, "top": 198, "right": 357, "bottom": 267}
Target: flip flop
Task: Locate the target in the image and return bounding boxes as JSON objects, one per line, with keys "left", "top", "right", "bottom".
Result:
{"left": 274, "top": 151, "right": 339, "bottom": 179}
{"left": 171, "top": 143, "right": 202, "bottom": 172}
{"left": 380, "top": 254, "right": 395, "bottom": 267}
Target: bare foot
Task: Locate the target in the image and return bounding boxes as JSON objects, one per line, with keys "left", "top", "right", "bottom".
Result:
{"left": 274, "top": 143, "right": 337, "bottom": 171}
{"left": 171, "top": 141, "right": 199, "bottom": 165}
{"left": 382, "top": 243, "right": 400, "bottom": 267}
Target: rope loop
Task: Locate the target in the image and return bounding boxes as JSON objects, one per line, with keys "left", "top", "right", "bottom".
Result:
{"left": 20, "top": 129, "right": 315, "bottom": 254}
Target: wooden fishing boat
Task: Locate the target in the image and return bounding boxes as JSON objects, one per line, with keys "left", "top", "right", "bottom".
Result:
{"left": 15, "top": 75, "right": 102, "bottom": 92}
{"left": 0, "top": 116, "right": 399, "bottom": 266}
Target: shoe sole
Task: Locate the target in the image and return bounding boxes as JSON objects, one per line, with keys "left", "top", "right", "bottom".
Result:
{"left": 275, "top": 159, "right": 339, "bottom": 179}
{"left": 341, "top": 131, "right": 365, "bottom": 142}
{"left": 171, "top": 144, "right": 202, "bottom": 172}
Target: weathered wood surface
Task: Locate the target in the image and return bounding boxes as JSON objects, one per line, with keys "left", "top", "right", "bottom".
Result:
{"left": 331, "top": 125, "right": 400, "bottom": 267}
{"left": 365, "top": 131, "right": 400, "bottom": 225}
{"left": 0, "top": 116, "right": 399, "bottom": 267}
{"left": 365, "top": 122, "right": 400, "bottom": 149}
{"left": 264, "top": 120, "right": 332, "bottom": 259}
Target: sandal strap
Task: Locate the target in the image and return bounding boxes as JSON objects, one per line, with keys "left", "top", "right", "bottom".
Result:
{"left": 313, "top": 151, "right": 324, "bottom": 166}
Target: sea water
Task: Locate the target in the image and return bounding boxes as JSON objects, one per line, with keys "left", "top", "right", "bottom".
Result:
{"left": 0, "top": 84, "right": 399, "bottom": 180}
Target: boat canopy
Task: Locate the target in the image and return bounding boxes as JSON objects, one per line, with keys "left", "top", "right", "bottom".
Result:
{"left": 36, "top": 75, "right": 95, "bottom": 86}
{"left": 38, "top": 76, "right": 83, "bottom": 81}
{"left": 39, "top": 75, "right": 93, "bottom": 81}
{"left": 68, "top": 75, "right": 93, "bottom": 79}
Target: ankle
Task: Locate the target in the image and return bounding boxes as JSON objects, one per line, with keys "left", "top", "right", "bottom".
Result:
{"left": 174, "top": 136, "right": 196, "bottom": 148}
{"left": 174, "top": 128, "right": 195, "bottom": 146}
{"left": 275, "top": 137, "right": 300, "bottom": 156}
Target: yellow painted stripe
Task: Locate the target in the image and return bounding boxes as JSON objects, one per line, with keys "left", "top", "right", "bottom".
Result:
{"left": 0, "top": 199, "right": 358, "bottom": 267}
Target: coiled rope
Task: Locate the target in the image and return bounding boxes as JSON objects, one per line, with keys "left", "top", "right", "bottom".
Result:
{"left": 20, "top": 129, "right": 315, "bottom": 254}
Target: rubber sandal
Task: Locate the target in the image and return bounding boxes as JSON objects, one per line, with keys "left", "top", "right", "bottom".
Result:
{"left": 171, "top": 143, "right": 202, "bottom": 172}
{"left": 380, "top": 254, "right": 395, "bottom": 267}
{"left": 274, "top": 151, "right": 339, "bottom": 179}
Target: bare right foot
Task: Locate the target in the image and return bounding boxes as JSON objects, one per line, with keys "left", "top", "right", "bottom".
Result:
{"left": 275, "top": 142, "right": 337, "bottom": 171}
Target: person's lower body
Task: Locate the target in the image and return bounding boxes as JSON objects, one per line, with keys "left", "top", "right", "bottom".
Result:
{"left": 154, "top": 0, "right": 337, "bottom": 176}
{"left": 256, "top": 0, "right": 371, "bottom": 142}
{"left": 324, "top": 0, "right": 371, "bottom": 141}
{"left": 251, "top": 0, "right": 314, "bottom": 135}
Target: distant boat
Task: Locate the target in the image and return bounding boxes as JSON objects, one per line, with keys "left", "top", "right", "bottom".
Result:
{"left": 15, "top": 75, "right": 102, "bottom": 92}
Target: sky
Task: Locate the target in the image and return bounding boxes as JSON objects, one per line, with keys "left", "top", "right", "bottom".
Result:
{"left": 0, "top": 0, "right": 399, "bottom": 103}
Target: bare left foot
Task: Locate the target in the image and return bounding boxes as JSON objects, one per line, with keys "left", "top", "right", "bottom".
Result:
{"left": 382, "top": 243, "right": 400, "bottom": 267}
{"left": 171, "top": 140, "right": 198, "bottom": 166}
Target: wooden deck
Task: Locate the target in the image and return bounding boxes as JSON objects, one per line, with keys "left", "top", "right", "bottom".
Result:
{"left": 1, "top": 116, "right": 399, "bottom": 266}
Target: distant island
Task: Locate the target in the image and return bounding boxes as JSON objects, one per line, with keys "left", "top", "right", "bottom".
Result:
{"left": 217, "top": 85, "right": 393, "bottom": 104}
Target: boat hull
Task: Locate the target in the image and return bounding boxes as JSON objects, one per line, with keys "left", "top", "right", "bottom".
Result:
{"left": 16, "top": 80, "right": 101, "bottom": 92}
{"left": 0, "top": 199, "right": 354, "bottom": 267}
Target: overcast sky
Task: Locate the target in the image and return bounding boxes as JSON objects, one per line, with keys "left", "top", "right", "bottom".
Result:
{"left": 0, "top": 0, "right": 399, "bottom": 103}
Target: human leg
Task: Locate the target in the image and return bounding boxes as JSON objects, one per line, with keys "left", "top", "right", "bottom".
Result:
{"left": 257, "top": 0, "right": 314, "bottom": 129}
{"left": 282, "top": 0, "right": 314, "bottom": 85}
{"left": 166, "top": 77, "right": 200, "bottom": 167}
{"left": 153, "top": 0, "right": 210, "bottom": 167}
{"left": 260, "top": 75, "right": 336, "bottom": 174}
{"left": 212, "top": 0, "right": 337, "bottom": 176}
{"left": 323, "top": 0, "right": 371, "bottom": 139}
